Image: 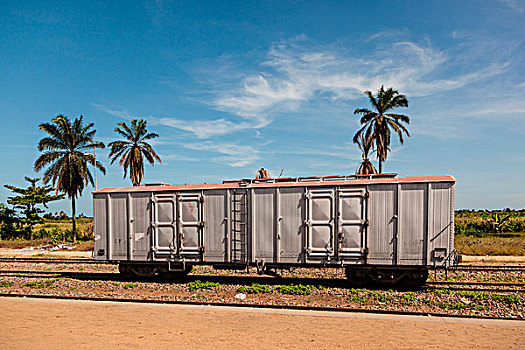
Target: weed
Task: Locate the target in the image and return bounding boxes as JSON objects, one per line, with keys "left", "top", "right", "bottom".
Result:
{"left": 123, "top": 283, "right": 138, "bottom": 289}
{"left": 436, "top": 301, "right": 469, "bottom": 310}
{"left": 187, "top": 280, "right": 220, "bottom": 292}
{"left": 368, "top": 290, "right": 394, "bottom": 303}
{"left": 347, "top": 294, "right": 367, "bottom": 303}
{"left": 457, "top": 291, "right": 491, "bottom": 301}
{"left": 398, "top": 292, "right": 417, "bottom": 302}
{"left": 429, "top": 289, "right": 452, "bottom": 297}
{"left": 24, "top": 280, "right": 55, "bottom": 289}
{"left": 491, "top": 294, "right": 522, "bottom": 305}
{"left": 274, "top": 284, "right": 316, "bottom": 295}
{"left": 237, "top": 283, "right": 273, "bottom": 294}
{"left": 0, "top": 282, "right": 14, "bottom": 287}
{"left": 112, "top": 282, "right": 120, "bottom": 286}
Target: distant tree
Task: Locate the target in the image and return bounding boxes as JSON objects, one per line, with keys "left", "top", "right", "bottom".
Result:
{"left": 354, "top": 135, "right": 378, "bottom": 175}
{"left": 353, "top": 86, "right": 410, "bottom": 173}
{"left": 4, "top": 177, "right": 64, "bottom": 239}
{"left": 0, "top": 203, "right": 19, "bottom": 240}
{"left": 34, "top": 115, "right": 105, "bottom": 243}
{"left": 108, "top": 119, "right": 161, "bottom": 186}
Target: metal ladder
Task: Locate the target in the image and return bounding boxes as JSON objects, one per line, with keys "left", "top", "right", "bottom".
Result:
{"left": 231, "top": 189, "right": 248, "bottom": 264}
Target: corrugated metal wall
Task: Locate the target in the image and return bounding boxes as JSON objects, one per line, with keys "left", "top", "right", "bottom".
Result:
{"left": 367, "top": 184, "right": 396, "bottom": 264}
{"left": 93, "top": 180, "right": 455, "bottom": 267}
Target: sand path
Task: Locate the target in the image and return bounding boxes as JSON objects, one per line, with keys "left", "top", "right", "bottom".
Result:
{"left": 0, "top": 297, "right": 523, "bottom": 349}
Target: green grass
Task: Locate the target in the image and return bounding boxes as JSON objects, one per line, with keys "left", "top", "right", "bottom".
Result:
{"left": 24, "top": 280, "right": 55, "bottom": 289}
{"left": 491, "top": 293, "right": 522, "bottom": 305}
{"left": 273, "top": 284, "right": 317, "bottom": 295}
{"left": 0, "top": 281, "right": 14, "bottom": 287}
{"left": 237, "top": 283, "right": 273, "bottom": 294}
{"left": 236, "top": 283, "right": 322, "bottom": 295}
{"left": 187, "top": 280, "right": 220, "bottom": 291}
{"left": 123, "top": 283, "right": 138, "bottom": 289}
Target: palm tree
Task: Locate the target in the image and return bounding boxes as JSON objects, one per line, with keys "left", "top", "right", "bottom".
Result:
{"left": 108, "top": 119, "right": 161, "bottom": 186}
{"left": 353, "top": 86, "right": 410, "bottom": 173}
{"left": 355, "top": 135, "right": 378, "bottom": 175}
{"left": 34, "top": 115, "right": 106, "bottom": 243}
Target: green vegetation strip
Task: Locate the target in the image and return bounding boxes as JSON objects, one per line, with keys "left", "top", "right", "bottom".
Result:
{"left": 237, "top": 283, "right": 325, "bottom": 295}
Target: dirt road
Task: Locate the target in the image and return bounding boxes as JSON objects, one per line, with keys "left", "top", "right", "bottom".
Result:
{"left": 0, "top": 297, "right": 523, "bottom": 349}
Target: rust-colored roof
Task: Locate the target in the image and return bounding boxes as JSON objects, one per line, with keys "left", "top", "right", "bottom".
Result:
{"left": 93, "top": 174, "right": 455, "bottom": 194}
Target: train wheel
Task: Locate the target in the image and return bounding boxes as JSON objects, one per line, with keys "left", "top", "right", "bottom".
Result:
{"left": 345, "top": 267, "right": 371, "bottom": 287}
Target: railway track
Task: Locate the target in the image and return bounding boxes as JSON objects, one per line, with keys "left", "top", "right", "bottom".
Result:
{"left": 0, "top": 258, "right": 523, "bottom": 292}
{"left": 0, "top": 291, "right": 521, "bottom": 321}
{"left": 0, "top": 269, "right": 523, "bottom": 292}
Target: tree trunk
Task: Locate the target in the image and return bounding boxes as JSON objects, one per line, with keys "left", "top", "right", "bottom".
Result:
{"left": 72, "top": 196, "right": 77, "bottom": 243}
{"left": 379, "top": 159, "right": 383, "bottom": 174}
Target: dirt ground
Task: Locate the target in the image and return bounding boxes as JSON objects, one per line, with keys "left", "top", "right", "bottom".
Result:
{"left": 0, "top": 297, "right": 523, "bottom": 349}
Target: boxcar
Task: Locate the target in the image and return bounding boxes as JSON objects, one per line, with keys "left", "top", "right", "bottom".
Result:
{"left": 93, "top": 173, "right": 457, "bottom": 285}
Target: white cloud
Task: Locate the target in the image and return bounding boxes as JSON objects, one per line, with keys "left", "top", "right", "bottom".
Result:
{"left": 151, "top": 116, "right": 270, "bottom": 139}
{"left": 182, "top": 141, "right": 259, "bottom": 167}
{"left": 92, "top": 103, "right": 135, "bottom": 120}
{"left": 207, "top": 38, "right": 506, "bottom": 129}
{"left": 160, "top": 154, "right": 199, "bottom": 162}
{"left": 96, "top": 37, "right": 508, "bottom": 140}
{"left": 499, "top": 0, "right": 525, "bottom": 12}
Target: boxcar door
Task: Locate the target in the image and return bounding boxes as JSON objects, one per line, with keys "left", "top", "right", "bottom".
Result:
{"left": 152, "top": 194, "right": 177, "bottom": 258}
{"left": 177, "top": 193, "right": 203, "bottom": 258}
{"left": 305, "top": 189, "right": 335, "bottom": 260}
{"left": 337, "top": 189, "right": 367, "bottom": 261}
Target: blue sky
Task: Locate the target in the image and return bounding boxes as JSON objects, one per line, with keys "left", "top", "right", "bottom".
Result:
{"left": 0, "top": 0, "right": 524, "bottom": 216}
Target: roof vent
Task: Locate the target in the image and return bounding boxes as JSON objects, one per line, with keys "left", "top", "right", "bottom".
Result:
{"left": 144, "top": 182, "right": 170, "bottom": 186}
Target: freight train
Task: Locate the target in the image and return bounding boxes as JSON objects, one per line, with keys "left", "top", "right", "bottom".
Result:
{"left": 93, "top": 173, "right": 457, "bottom": 286}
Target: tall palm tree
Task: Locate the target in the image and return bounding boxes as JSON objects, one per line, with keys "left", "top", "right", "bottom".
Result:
{"left": 355, "top": 135, "right": 378, "bottom": 175}
{"left": 353, "top": 86, "right": 410, "bottom": 173}
{"left": 34, "top": 115, "right": 106, "bottom": 243}
{"left": 108, "top": 119, "right": 162, "bottom": 186}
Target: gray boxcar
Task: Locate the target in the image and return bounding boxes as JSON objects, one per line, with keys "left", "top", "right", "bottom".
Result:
{"left": 93, "top": 173, "right": 457, "bottom": 285}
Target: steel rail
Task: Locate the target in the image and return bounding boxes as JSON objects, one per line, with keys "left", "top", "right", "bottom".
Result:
{"left": 0, "top": 292, "right": 522, "bottom": 322}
